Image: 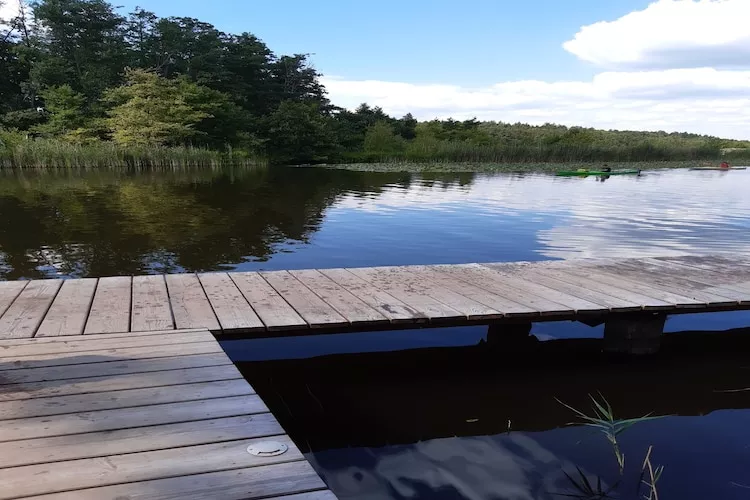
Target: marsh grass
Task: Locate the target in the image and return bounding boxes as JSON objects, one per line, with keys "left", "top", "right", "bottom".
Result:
{"left": 0, "top": 137, "right": 264, "bottom": 168}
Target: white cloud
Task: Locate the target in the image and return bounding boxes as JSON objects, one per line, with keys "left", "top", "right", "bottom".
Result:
{"left": 322, "top": 68, "right": 750, "bottom": 139}
{"left": 0, "top": 0, "right": 21, "bottom": 24}
{"left": 322, "top": 0, "right": 750, "bottom": 139}
{"left": 563, "top": 0, "right": 750, "bottom": 70}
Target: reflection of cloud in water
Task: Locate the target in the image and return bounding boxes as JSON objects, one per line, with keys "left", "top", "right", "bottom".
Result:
{"left": 335, "top": 170, "right": 750, "bottom": 259}
{"left": 312, "top": 433, "right": 605, "bottom": 500}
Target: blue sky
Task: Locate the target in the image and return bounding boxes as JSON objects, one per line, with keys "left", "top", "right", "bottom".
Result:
{"left": 116, "top": 0, "right": 651, "bottom": 85}
{"left": 107, "top": 0, "right": 750, "bottom": 138}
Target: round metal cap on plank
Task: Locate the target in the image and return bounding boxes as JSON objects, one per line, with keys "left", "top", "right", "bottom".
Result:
{"left": 247, "top": 441, "right": 288, "bottom": 457}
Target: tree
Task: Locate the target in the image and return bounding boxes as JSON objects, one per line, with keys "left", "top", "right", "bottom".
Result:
{"left": 33, "top": 84, "right": 86, "bottom": 136}
{"left": 31, "top": 0, "right": 127, "bottom": 100}
{"left": 363, "top": 121, "right": 403, "bottom": 154}
{"left": 104, "top": 69, "right": 213, "bottom": 147}
{"left": 263, "top": 100, "right": 334, "bottom": 164}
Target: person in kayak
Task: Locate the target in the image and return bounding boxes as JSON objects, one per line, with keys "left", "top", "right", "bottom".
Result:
{"left": 721, "top": 161, "right": 730, "bottom": 169}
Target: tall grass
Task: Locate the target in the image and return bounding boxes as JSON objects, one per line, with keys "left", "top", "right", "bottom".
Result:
{"left": 346, "top": 139, "right": 750, "bottom": 165}
{"left": 0, "top": 135, "right": 265, "bottom": 168}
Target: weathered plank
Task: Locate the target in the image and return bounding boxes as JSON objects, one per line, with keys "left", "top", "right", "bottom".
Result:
{"left": 132, "top": 275, "right": 174, "bottom": 332}
{"left": 594, "top": 260, "right": 739, "bottom": 305}
{"left": 483, "top": 263, "right": 643, "bottom": 312}
{"left": 84, "top": 276, "right": 131, "bottom": 334}
{"left": 35, "top": 278, "right": 98, "bottom": 337}
{"left": 26, "top": 461, "right": 328, "bottom": 500}
{"left": 0, "top": 281, "right": 28, "bottom": 318}
{"left": 166, "top": 273, "right": 221, "bottom": 330}
{"left": 0, "top": 394, "right": 268, "bottom": 442}
{"left": 0, "top": 435, "right": 300, "bottom": 498}
{"left": 198, "top": 273, "right": 264, "bottom": 332}
{"left": 0, "top": 352, "right": 233, "bottom": 385}
{"left": 0, "top": 279, "right": 62, "bottom": 339}
{"left": 0, "top": 339, "right": 223, "bottom": 371}
{"left": 642, "top": 257, "right": 750, "bottom": 299}
{"left": 0, "top": 379, "right": 254, "bottom": 420}
{"left": 405, "top": 265, "right": 535, "bottom": 317}
{"left": 0, "top": 413, "right": 281, "bottom": 468}
{"left": 229, "top": 272, "right": 307, "bottom": 330}
{"left": 434, "top": 265, "right": 571, "bottom": 315}
{"left": 347, "top": 267, "right": 474, "bottom": 321}
{"left": 319, "top": 268, "right": 425, "bottom": 323}
{"left": 0, "top": 364, "right": 244, "bottom": 401}
{"left": 290, "top": 269, "right": 389, "bottom": 325}
{"left": 261, "top": 271, "right": 349, "bottom": 327}
{"left": 532, "top": 264, "right": 689, "bottom": 308}
{"left": 0, "top": 329, "right": 213, "bottom": 359}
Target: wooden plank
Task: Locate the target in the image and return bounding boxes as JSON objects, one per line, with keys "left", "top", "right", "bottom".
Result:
{"left": 166, "top": 274, "right": 221, "bottom": 331}
{"left": 347, "top": 267, "right": 473, "bottom": 321}
{"left": 84, "top": 276, "right": 131, "bottom": 334}
{"left": 229, "top": 272, "right": 307, "bottom": 330}
{"left": 290, "top": 269, "right": 389, "bottom": 325}
{"left": 0, "top": 340, "right": 223, "bottom": 371}
{"left": 0, "top": 435, "right": 301, "bottom": 498}
{"left": 594, "top": 260, "right": 739, "bottom": 305}
{"left": 532, "top": 264, "right": 691, "bottom": 308}
{"left": 483, "top": 263, "right": 643, "bottom": 312}
{"left": 0, "top": 364, "right": 244, "bottom": 402}
{"left": 27, "top": 461, "right": 328, "bottom": 500}
{"left": 434, "top": 265, "right": 571, "bottom": 315}
{"left": 0, "top": 394, "right": 268, "bottom": 442}
{"left": 0, "top": 379, "right": 254, "bottom": 420}
{"left": 0, "top": 279, "right": 62, "bottom": 339}
{"left": 408, "top": 265, "right": 537, "bottom": 317}
{"left": 0, "top": 329, "right": 214, "bottom": 359}
{"left": 268, "top": 493, "right": 338, "bottom": 500}
{"left": 260, "top": 271, "right": 348, "bottom": 327}
{"left": 35, "top": 279, "right": 98, "bottom": 337}
{"left": 0, "top": 352, "right": 233, "bottom": 385}
{"left": 0, "top": 328, "right": 208, "bottom": 348}
{"left": 637, "top": 258, "right": 750, "bottom": 303}
{"left": 319, "top": 268, "right": 425, "bottom": 323}
{"left": 0, "top": 281, "right": 28, "bottom": 318}
{"left": 0, "top": 413, "right": 282, "bottom": 468}
{"left": 132, "top": 275, "right": 174, "bottom": 332}
{"left": 198, "top": 273, "right": 264, "bottom": 332}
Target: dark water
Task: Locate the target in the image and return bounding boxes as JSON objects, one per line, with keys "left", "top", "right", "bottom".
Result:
{"left": 2, "top": 165, "right": 750, "bottom": 498}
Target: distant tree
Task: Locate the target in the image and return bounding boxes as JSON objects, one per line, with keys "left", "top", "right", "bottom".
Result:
{"left": 31, "top": 0, "right": 128, "bottom": 100}
{"left": 33, "top": 84, "right": 86, "bottom": 136}
{"left": 394, "top": 113, "right": 417, "bottom": 140}
{"left": 263, "top": 100, "right": 334, "bottom": 164}
{"left": 104, "top": 69, "right": 212, "bottom": 147}
{"left": 363, "top": 121, "right": 403, "bottom": 154}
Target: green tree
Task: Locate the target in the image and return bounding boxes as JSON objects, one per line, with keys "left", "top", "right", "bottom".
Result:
{"left": 31, "top": 0, "right": 127, "bottom": 100}
{"left": 104, "top": 69, "right": 211, "bottom": 147}
{"left": 263, "top": 100, "right": 334, "bottom": 164}
{"left": 363, "top": 121, "right": 403, "bottom": 154}
{"left": 33, "top": 84, "right": 86, "bottom": 136}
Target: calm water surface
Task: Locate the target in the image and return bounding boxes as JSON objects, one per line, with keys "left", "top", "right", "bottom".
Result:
{"left": 2, "top": 165, "right": 750, "bottom": 499}
{"left": 1, "top": 166, "right": 749, "bottom": 278}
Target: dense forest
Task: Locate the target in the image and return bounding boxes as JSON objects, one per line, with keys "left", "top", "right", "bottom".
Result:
{"left": 1, "top": 0, "right": 748, "bottom": 166}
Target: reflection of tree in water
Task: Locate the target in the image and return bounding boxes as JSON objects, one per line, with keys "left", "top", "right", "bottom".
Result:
{"left": 0, "top": 167, "right": 476, "bottom": 278}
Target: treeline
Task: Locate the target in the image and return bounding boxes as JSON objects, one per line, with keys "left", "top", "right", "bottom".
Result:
{"left": 1, "top": 0, "right": 748, "bottom": 166}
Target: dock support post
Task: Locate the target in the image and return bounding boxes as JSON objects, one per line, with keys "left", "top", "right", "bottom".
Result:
{"left": 487, "top": 322, "right": 532, "bottom": 345}
{"left": 603, "top": 313, "right": 666, "bottom": 355}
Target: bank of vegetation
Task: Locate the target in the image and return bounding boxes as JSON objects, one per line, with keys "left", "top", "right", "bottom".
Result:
{"left": 1, "top": 0, "right": 749, "bottom": 168}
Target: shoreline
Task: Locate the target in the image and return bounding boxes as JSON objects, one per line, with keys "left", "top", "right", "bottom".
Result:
{"left": 312, "top": 160, "right": 737, "bottom": 173}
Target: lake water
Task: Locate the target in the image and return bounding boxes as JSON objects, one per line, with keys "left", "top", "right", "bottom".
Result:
{"left": 2, "top": 165, "right": 750, "bottom": 499}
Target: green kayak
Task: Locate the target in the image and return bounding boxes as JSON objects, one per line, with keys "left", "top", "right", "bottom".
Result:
{"left": 556, "top": 169, "right": 641, "bottom": 177}
{"left": 689, "top": 167, "right": 747, "bottom": 171}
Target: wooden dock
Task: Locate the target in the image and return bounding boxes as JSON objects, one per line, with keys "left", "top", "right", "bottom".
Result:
{"left": 0, "top": 255, "right": 748, "bottom": 341}
{"left": 0, "top": 255, "right": 749, "bottom": 497}
{"left": 0, "top": 328, "right": 335, "bottom": 499}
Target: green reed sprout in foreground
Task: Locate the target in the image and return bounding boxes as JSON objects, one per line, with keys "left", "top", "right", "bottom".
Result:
{"left": 558, "top": 393, "right": 663, "bottom": 474}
